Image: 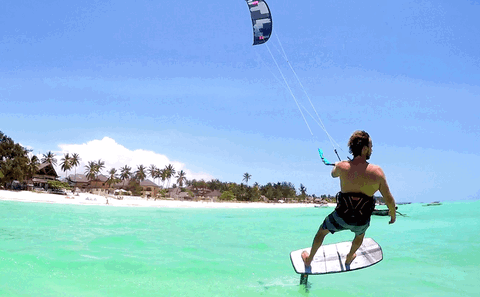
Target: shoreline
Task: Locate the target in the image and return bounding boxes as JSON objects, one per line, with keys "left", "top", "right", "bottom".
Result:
{"left": 0, "top": 190, "right": 336, "bottom": 209}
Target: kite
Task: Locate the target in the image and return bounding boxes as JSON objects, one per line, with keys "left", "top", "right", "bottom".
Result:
{"left": 246, "top": 0, "right": 272, "bottom": 45}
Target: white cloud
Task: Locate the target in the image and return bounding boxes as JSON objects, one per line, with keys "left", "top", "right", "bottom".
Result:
{"left": 51, "top": 137, "right": 213, "bottom": 183}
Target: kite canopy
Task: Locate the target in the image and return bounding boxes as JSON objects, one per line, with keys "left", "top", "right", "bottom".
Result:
{"left": 246, "top": 0, "right": 272, "bottom": 45}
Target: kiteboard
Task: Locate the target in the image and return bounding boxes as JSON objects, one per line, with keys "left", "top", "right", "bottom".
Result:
{"left": 290, "top": 238, "right": 382, "bottom": 285}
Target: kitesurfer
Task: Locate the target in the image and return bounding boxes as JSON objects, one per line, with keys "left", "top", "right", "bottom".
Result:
{"left": 302, "top": 130, "right": 396, "bottom": 267}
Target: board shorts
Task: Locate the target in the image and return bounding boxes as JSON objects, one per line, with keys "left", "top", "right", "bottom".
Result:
{"left": 321, "top": 210, "right": 370, "bottom": 236}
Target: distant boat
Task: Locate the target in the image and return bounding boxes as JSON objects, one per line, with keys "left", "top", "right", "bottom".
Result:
{"left": 314, "top": 204, "right": 328, "bottom": 208}
{"left": 372, "top": 206, "right": 398, "bottom": 216}
{"left": 372, "top": 209, "right": 390, "bottom": 216}
{"left": 424, "top": 201, "right": 442, "bottom": 206}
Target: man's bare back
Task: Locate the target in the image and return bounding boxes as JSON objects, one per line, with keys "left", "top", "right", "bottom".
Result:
{"left": 332, "top": 153, "right": 396, "bottom": 223}
{"left": 334, "top": 160, "right": 380, "bottom": 196}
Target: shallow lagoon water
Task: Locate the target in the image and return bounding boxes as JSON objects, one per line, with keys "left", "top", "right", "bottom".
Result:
{"left": 0, "top": 200, "right": 478, "bottom": 296}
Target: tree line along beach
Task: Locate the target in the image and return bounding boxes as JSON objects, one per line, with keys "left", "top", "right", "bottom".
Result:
{"left": 1, "top": 131, "right": 339, "bottom": 208}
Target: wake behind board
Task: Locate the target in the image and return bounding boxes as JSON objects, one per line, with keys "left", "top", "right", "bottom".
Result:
{"left": 290, "top": 237, "right": 383, "bottom": 276}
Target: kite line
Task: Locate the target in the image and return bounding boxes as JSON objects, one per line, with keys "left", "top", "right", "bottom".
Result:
{"left": 245, "top": 0, "right": 344, "bottom": 165}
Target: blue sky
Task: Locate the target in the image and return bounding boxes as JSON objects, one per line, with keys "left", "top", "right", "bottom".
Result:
{"left": 1, "top": 0, "right": 479, "bottom": 202}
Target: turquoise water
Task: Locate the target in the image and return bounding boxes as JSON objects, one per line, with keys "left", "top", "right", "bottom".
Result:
{"left": 0, "top": 200, "right": 479, "bottom": 296}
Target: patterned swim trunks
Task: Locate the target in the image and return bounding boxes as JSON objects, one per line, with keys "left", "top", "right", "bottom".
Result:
{"left": 321, "top": 210, "right": 370, "bottom": 236}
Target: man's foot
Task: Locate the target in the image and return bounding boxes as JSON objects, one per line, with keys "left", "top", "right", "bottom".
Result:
{"left": 301, "top": 251, "right": 311, "bottom": 267}
{"left": 345, "top": 253, "right": 356, "bottom": 266}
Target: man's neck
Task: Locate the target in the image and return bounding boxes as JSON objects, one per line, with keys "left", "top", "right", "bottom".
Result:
{"left": 351, "top": 155, "right": 368, "bottom": 164}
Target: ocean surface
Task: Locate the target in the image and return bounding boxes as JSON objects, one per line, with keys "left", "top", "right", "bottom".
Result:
{"left": 0, "top": 199, "right": 479, "bottom": 297}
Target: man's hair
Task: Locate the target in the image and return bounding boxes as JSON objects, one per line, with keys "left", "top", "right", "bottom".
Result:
{"left": 348, "top": 130, "right": 371, "bottom": 157}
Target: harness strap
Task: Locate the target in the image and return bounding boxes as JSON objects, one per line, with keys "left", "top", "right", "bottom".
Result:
{"left": 335, "top": 192, "right": 376, "bottom": 226}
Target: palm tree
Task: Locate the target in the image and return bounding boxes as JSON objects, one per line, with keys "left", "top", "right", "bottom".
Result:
{"left": 84, "top": 161, "right": 98, "bottom": 181}
{"left": 299, "top": 183, "right": 307, "bottom": 200}
{"left": 26, "top": 155, "right": 40, "bottom": 181}
{"left": 85, "top": 161, "right": 102, "bottom": 191}
{"left": 148, "top": 164, "right": 157, "bottom": 184}
{"left": 207, "top": 179, "right": 223, "bottom": 191}
{"left": 176, "top": 170, "right": 187, "bottom": 187}
{"left": 120, "top": 165, "right": 132, "bottom": 187}
{"left": 42, "top": 151, "right": 57, "bottom": 166}
{"left": 135, "top": 165, "right": 147, "bottom": 182}
{"left": 164, "top": 164, "right": 176, "bottom": 188}
{"left": 60, "top": 153, "right": 72, "bottom": 179}
{"left": 243, "top": 172, "right": 252, "bottom": 185}
{"left": 160, "top": 168, "right": 168, "bottom": 188}
{"left": 96, "top": 159, "right": 105, "bottom": 176}
{"left": 70, "top": 153, "right": 81, "bottom": 180}
{"left": 106, "top": 168, "right": 119, "bottom": 189}
{"left": 154, "top": 168, "right": 161, "bottom": 186}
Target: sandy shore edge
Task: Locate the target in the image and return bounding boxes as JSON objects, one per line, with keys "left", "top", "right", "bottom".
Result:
{"left": 0, "top": 190, "right": 336, "bottom": 209}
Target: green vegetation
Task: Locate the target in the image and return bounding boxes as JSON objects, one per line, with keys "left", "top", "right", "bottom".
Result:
{"left": 47, "top": 180, "right": 71, "bottom": 190}
{"left": 219, "top": 190, "right": 235, "bottom": 201}
{"left": 180, "top": 187, "right": 194, "bottom": 197}
{"left": 186, "top": 179, "right": 305, "bottom": 202}
{"left": 0, "top": 131, "right": 30, "bottom": 187}
{"left": 127, "top": 180, "right": 143, "bottom": 196}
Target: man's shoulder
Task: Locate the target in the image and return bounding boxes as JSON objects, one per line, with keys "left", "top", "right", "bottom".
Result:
{"left": 338, "top": 160, "right": 351, "bottom": 170}
{"left": 367, "top": 163, "right": 385, "bottom": 176}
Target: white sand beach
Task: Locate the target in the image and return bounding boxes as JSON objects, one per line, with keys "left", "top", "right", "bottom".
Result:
{"left": 0, "top": 190, "right": 336, "bottom": 209}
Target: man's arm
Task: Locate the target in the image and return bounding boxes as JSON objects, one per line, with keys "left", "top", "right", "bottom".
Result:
{"left": 377, "top": 167, "right": 396, "bottom": 224}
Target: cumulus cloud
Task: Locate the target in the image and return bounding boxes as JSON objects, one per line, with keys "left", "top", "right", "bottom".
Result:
{"left": 51, "top": 137, "right": 213, "bottom": 183}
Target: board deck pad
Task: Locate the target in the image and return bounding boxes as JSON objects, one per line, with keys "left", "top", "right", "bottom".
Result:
{"left": 290, "top": 238, "right": 383, "bottom": 275}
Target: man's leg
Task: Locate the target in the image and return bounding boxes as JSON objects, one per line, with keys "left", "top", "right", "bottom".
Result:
{"left": 302, "top": 228, "right": 330, "bottom": 267}
{"left": 345, "top": 233, "right": 365, "bottom": 265}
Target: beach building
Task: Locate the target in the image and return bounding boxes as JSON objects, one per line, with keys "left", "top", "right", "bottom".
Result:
{"left": 166, "top": 187, "right": 220, "bottom": 201}
{"left": 31, "top": 162, "right": 59, "bottom": 190}
{"left": 138, "top": 179, "right": 160, "bottom": 198}
{"left": 204, "top": 190, "right": 222, "bottom": 202}
{"left": 67, "top": 174, "right": 160, "bottom": 197}
{"left": 67, "top": 174, "right": 109, "bottom": 194}
{"left": 67, "top": 174, "right": 90, "bottom": 191}
{"left": 88, "top": 174, "right": 109, "bottom": 195}
{"left": 167, "top": 187, "right": 192, "bottom": 200}
{"left": 113, "top": 179, "right": 161, "bottom": 198}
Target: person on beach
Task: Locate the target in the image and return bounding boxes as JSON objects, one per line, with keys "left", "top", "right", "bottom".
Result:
{"left": 302, "top": 130, "right": 396, "bottom": 267}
